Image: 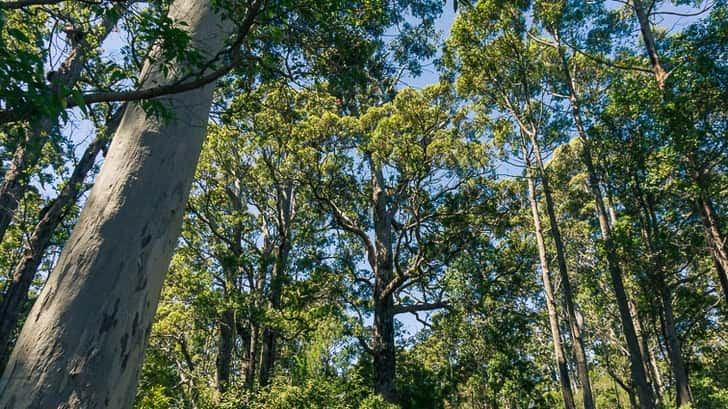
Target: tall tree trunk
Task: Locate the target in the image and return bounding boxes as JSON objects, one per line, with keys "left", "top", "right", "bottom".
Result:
{"left": 0, "top": 108, "right": 122, "bottom": 369}
{"left": 521, "top": 140, "right": 577, "bottom": 409}
{"left": 0, "top": 1, "right": 239, "bottom": 407}
{"left": 632, "top": 0, "right": 728, "bottom": 308}
{"left": 656, "top": 273, "right": 692, "bottom": 407}
{"left": 259, "top": 184, "right": 294, "bottom": 387}
{"left": 636, "top": 189, "right": 692, "bottom": 407}
{"left": 631, "top": 0, "right": 667, "bottom": 90}
{"left": 371, "top": 163, "right": 397, "bottom": 403}
{"left": 0, "top": 140, "right": 40, "bottom": 243}
{"left": 259, "top": 240, "right": 290, "bottom": 386}
{"left": 629, "top": 298, "right": 662, "bottom": 406}
{"left": 529, "top": 131, "right": 595, "bottom": 409}
{"left": 238, "top": 320, "right": 252, "bottom": 389}
{"left": 0, "top": 4, "right": 123, "bottom": 243}
{"left": 215, "top": 308, "right": 236, "bottom": 395}
{"left": 697, "top": 195, "right": 728, "bottom": 303}
{"left": 553, "top": 35, "right": 654, "bottom": 409}
{"left": 246, "top": 323, "right": 259, "bottom": 391}
{"left": 579, "top": 116, "right": 654, "bottom": 409}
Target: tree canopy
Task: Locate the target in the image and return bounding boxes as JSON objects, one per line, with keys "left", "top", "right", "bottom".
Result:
{"left": 0, "top": 0, "right": 726, "bottom": 408}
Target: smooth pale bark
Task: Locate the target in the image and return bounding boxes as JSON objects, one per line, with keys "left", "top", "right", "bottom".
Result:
{"left": 657, "top": 274, "right": 692, "bottom": 406}
{"left": 0, "top": 108, "right": 122, "bottom": 368}
{"left": 528, "top": 130, "right": 595, "bottom": 409}
{"left": 629, "top": 298, "right": 663, "bottom": 406}
{"left": 0, "top": 1, "right": 234, "bottom": 407}
{"left": 0, "top": 5, "right": 123, "bottom": 244}
{"left": 521, "top": 140, "right": 577, "bottom": 409}
{"left": 578, "top": 114, "right": 654, "bottom": 409}
{"left": 553, "top": 35, "right": 654, "bottom": 409}
{"left": 628, "top": 6, "right": 701, "bottom": 400}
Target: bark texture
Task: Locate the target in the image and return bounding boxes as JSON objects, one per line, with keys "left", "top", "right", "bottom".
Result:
{"left": 371, "top": 165, "right": 397, "bottom": 403}
{"left": 0, "top": 1, "right": 233, "bottom": 407}
{"left": 631, "top": 0, "right": 667, "bottom": 90}
{"left": 698, "top": 195, "right": 728, "bottom": 304}
{"left": 215, "top": 308, "right": 236, "bottom": 395}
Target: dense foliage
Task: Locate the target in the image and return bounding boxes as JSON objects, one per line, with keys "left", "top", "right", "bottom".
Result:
{"left": 0, "top": 0, "right": 726, "bottom": 408}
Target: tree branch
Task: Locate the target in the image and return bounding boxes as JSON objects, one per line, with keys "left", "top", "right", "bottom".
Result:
{"left": 392, "top": 301, "right": 448, "bottom": 315}
{"left": 0, "top": 0, "right": 264, "bottom": 126}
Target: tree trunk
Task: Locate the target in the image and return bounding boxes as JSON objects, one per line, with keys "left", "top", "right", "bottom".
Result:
{"left": 246, "top": 324, "right": 259, "bottom": 391}
{"left": 371, "top": 163, "right": 397, "bottom": 403}
{"left": 0, "top": 4, "right": 123, "bottom": 244}
{"left": 579, "top": 128, "right": 654, "bottom": 409}
{"left": 529, "top": 131, "right": 595, "bottom": 409}
{"left": 632, "top": 0, "right": 728, "bottom": 309}
{"left": 0, "top": 108, "right": 121, "bottom": 369}
{"left": 634, "top": 179, "right": 692, "bottom": 407}
{"left": 215, "top": 308, "right": 236, "bottom": 395}
{"left": 238, "top": 321, "right": 252, "bottom": 389}
{"left": 631, "top": 0, "right": 667, "bottom": 90}
{"left": 259, "top": 242, "right": 289, "bottom": 387}
{"left": 0, "top": 141, "right": 38, "bottom": 243}
{"left": 0, "top": 1, "right": 236, "bottom": 407}
{"left": 629, "top": 298, "right": 662, "bottom": 406}
{"left": 553, "top": 38, "right": 654, "bottom": 409}
{"left": 657, "top": 274, "right": 692, "bottom": 407}
{"left": 697, "top": 195, "right": 728, "bottom": 303}
{"left": 260, "top": 184, "right": 294, "bottom": 387}
{"left": 522, "top": 141, "right": 577, "bottom": 409}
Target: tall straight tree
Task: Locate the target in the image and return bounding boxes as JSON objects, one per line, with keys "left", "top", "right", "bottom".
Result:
{"left": 549, "top": 30, "right": 655, "bottom": 409}
{"left": 629, "top": 0, "right": 728, "bottom": 314}
{"left": 0, "top": 0, "right": 248, "bottom": 406}
{"left": 445, "top": 3, "right": 595, "bottom": 407}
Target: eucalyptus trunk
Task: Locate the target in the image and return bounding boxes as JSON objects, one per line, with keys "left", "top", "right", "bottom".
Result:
{"left": 371, "top": 164, "right": 397, "bottom": 403}
{"left": 521, "top": 140, "right": 576, "bottom": 409}
{"left": 631, "top": 0, "right": 667, "bottom": 90}
{"left": 529, "top": 130, "right": 595, "bottom": 409}
{"left": 638, "top": 198, "right": 692, "bottom": 407}
{"left": 698, "top": 194, "right": 728, "bottom": 304}
{"left": 632, "top": 0, "right": 728, "bottom": 312}
{"left": 553, "top": 36, "right": 654, "bottom": 409}
{"left": 0, "top": 1, "right": 234, "bottom": 407}
{"left": 216, "top": 308, "right": 236, "bottom": 395}
{"left": 259, "top": 217, "right": 292, "bottom": 385}
{"left": 259, "top": 241, "right": 290, "bottom": 386}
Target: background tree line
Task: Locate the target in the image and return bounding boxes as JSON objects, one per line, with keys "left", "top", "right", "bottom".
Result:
{"left": 0, "top": 0, "right": 725, "bottom": 408}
